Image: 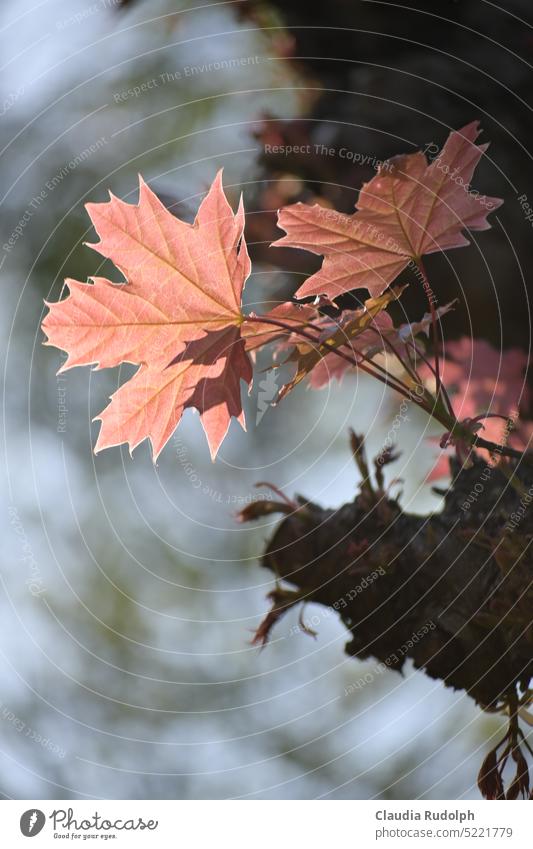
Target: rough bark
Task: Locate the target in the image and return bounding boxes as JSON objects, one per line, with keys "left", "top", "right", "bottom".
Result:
{"left": 242, "top": 443, "right": 533, "bottom": 797}
{"left": 253, "top": 449, "right": 533, "bottom": 711}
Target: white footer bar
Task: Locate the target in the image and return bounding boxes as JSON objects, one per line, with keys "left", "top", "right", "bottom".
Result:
{"left": 2, "top": 800, "right": 531, "bottom": 847}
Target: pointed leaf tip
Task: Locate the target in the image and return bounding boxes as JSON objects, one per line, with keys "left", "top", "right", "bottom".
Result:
{"left": 42, "top": 174, "right": 258, "bottom": 460}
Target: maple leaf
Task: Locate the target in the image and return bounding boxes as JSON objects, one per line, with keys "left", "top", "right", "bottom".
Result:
{"left": 275, "top": 288, "right": 403, "bottom": 398}
{"left": 279, "top": 293, "right": 457, "bottom": 394}
{"left": 274, "top": 122, "right": 502, "bottom": 301}
{"left": 42, "top": 171, "right": 254, "bottom": 460}
{"left": 439, "top": 338, "right": 530, "bottom": 420}
{"left": 425, "top": 338, "right": 531, "bottom": 480}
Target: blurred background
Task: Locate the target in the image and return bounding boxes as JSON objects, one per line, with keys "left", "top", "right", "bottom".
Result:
{"left": 1, "top": 0, "right": 530, "bottom": 799}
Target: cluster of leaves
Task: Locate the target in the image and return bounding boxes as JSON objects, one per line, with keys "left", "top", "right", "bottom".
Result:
{"left": 42, "top": 122, "right": 533, "bottom": 800}
{"left": 42, "top": 122, "right": 530, "bottom": 470}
